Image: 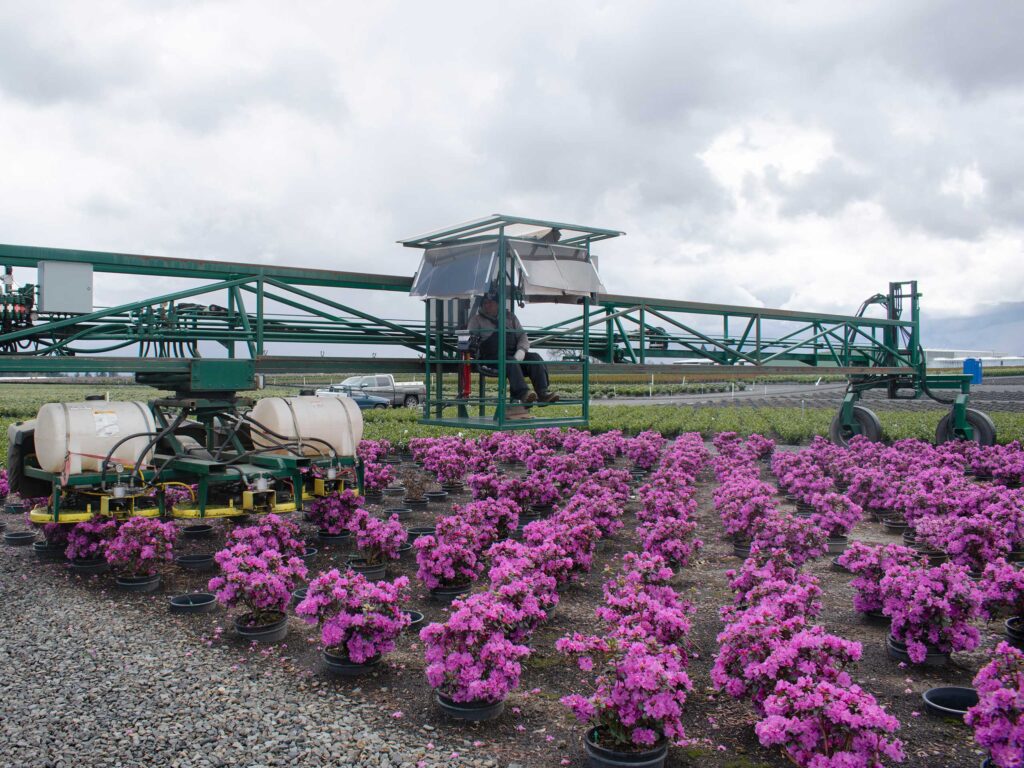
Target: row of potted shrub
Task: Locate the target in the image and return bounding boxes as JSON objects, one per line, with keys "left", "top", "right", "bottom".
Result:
{"left": 712, "top": 434, "right": 906, "bottom": 767}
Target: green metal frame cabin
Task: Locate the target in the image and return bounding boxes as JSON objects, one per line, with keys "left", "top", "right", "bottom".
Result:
{"left": 400, "top": 215, "right": 623, "bottom": 430}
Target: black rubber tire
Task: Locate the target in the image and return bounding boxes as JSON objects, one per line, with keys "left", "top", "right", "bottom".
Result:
{"left": 373, "top": 404, "right": 388, "bottom": 410}
{"left": 403, "top": 395, "right": 419, "bottom": 408}
{"left": 829, "top": 405, "right": 883, "bottom": 447}
{"left": 935, "top": 408, "right": 997, "bottom": 446}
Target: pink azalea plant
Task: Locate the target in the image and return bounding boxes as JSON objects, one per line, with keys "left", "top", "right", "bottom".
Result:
{"left": 836, "top": 542, "right": 924, "bottom": 614}
{"left": 296, "top": 569, "right": 410, "bottom": 662}
{"left": 809, "top": 492, "right": 863, "bottom": 538}
{"left": 209, "top": 543, "right": 308, "bottom": 625}
{"left": 558, "top": 633, "right": 692, "bottom": 749}
{"left": 413, "top": 517, "right": 484, "bottom": 590}
{"left": 347, "top": 508, "right": 408, "bottom": 565}
{"left": 749, "top": 514, "right": 827, "bottom": 567}
{"left": 880, "top": 562, "right": 983, "bottom": 663}
{"left": 755, "top": 677, "right": 905, "bottom": 767}
{"left": 305, "top": 488, "right": 362, "bottom": 535}
{"left": 965, "top": 642, "right": 1024, "bottom": 768}
{"left": 421, "top": 592, "right": 530, "bottom": 704}
{"left": 226, "top": 513, "right": 305, "bottom": 558}
{"left": 105, "top": 517, "right": 177, "bottom": 576}
{"left": 65, "top": 516, "right": 117, "bottom": 561}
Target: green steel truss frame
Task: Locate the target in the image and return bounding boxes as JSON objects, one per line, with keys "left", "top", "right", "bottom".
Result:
{"left": 0, "top": 238, "right": 975, "bottom": 438}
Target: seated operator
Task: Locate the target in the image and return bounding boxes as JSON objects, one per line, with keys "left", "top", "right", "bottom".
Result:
{"left": 467, "top": 292, "right": 560, "bottom": 409}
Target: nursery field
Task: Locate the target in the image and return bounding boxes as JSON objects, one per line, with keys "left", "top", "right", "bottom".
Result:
{"left": 2, "top": 430, "right": 1022, "bottom": 768}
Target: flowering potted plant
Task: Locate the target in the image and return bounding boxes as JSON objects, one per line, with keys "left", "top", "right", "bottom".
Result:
{"left": 346, "top": 508, "right": 408, "bottom": 580}
{"left": 414, "top": 517, "right": 484, "bottom": 602}
{"left": 225, "top": 513, "right": 306, "bottom": 558}
{"left": 306, "top": 489, "right": 362, "bottom": 542}
{"left": 421, "top": 592, "right": 530, "bottom": 720}
{"left": 400, "top": 471, "right": 429, "bottom": 507}
{"left": 980, "top": 559, "right": 1024, "bottom": 646}
{"left": 105, "top": 517, "right": 177, "bottom": 591}
{"left": 361, "top": 461, "right": 394, "bottom": 499}
{"left": 749, "top": 514, "right": 827, "bottom": 566}
{"left": 755, "top": 677, "right": 904, "bottom": 767}
{"left": 209, "top": 543, "right": 308, "bottom": 642}
{"left": 881, "top": 562, "right": 983, "bottom": 664}
{"left": 637, "top": 516, "right": 702, "bottom": 568}
{"left": 296, "top": 569, "right": 410, "bottom": 675}
{"left": 558, "top": 633, "right": 691, "bottom": 767}
{"left": 488, "top": 558, "right": 558, "bottom": 642}
{"left": 965, "top": 641, "right": 1024, "bottom": 768}
{"left": 809, "top": 492, "right": 862, "bottom": 552}
{"left": 837, "top": 542, "right": 924, "bottom": 618}
{"left": 65, "top": 516, "right": 117, "bottom": 574}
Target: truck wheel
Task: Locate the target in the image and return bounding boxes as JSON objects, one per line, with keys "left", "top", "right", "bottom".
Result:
{"left": 403, "top": 395, "right": 419, "bottom": 408}
{"left": 828, "top": 405, "right": 883, "bottom": 447}
{"left": 373, "top": 404, "right": 388, "bottom": 410}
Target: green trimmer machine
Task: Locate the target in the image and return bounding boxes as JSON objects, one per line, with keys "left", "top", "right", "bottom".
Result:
{"left": 0, "top": 214, "right": 993, "bottom": 523}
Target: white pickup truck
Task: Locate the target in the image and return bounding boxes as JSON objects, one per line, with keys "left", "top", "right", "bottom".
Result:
{"left": 337, "top": 374, "right": 426, "bottom": 408}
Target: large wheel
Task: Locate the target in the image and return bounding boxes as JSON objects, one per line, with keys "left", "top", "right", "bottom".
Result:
{"left": 829, "top": 405, "right": 883, "bottom": 447}
{"left": 935, "top": 408, "right": 996, "bottom": 446}
{"left": 373, "top": 403, "right": 388, "bottom": 410}
{"left": 403, "top": 395, "right": 419, "bottom": 408}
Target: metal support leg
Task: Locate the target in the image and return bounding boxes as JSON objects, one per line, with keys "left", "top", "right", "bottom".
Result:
{"left": 951, "top": 394, "right": 975, "bottom": 440}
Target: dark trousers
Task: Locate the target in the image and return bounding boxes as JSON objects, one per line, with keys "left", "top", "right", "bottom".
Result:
{"left": 480, "top": 337, "right": 549, "bottom": 400}
{"left": 505, "top": 351, "right": 549, "bottom": 400}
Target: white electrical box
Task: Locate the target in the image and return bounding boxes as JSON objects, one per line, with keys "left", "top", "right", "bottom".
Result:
{"left": 38, "top": 261, "right": 93, "bottom": 314}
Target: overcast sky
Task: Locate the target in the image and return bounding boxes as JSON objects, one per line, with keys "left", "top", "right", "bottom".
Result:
{"left": 1, "top": 0, "right": 1022, "bottom": 351}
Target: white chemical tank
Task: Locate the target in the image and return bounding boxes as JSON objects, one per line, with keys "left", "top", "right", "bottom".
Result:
{"left": 249, "top": 396, "right": 362, "bottom": 458}
{"left": 35, "top": 401, "right": 158, "bottom": 475}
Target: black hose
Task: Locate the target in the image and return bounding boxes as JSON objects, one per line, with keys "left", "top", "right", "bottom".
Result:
{"left": 241, "top": 413, "right": 336, "bottom": 456}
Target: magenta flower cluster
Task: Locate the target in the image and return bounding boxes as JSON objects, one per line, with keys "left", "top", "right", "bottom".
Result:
{"left": 105, "top": 517, "right": 177, "bottom": 577}
{"left": 226, "top": 513, "right": 305, "bottom": 558}
{"left": 296, "top": 569, "right": 410, "bottom": 662}
{"left": 965, "top": 641, "right": 1024, "bottom": 768}
{"left": 209, "top": 543, "right": 308, "bottom": 624}
{"left": 305, "top": 488, "right": 363, "bottom": 535}
{"left": 65, "top": 516, "right": 117, "bottom": 561}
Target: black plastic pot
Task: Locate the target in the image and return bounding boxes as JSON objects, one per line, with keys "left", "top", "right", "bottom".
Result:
{"left": 291, "top": 586, "right": 309, "bottom": 607}
{"left": 403, "top": 609, "right": 425, "bottom": 631}
{"left": 169, "top": 593, "right": 217, "bottom": 615}
{"left": 383, "top": 485, "right": 406, "bottom": 497}
{"left": 403, "top": 497, "right": 428, "bottom": 509}
{"left": 529, "top": 504, "right": 554, "bottom": 516}
{"left": 826, "top": 536, "right": 848, "bottom": 555}
{"left": 434, "top": 691, "right": 504, "bottom": 721}
{"left": 886, "top": 634, "right": 949, "bottom": 666}
{"left": 861, "top": 610, "right": 890, "bottom": 626}
{"left": 397, "top": 542, "right": 413, "bottom": 559}
{"left": 583, "top": 727, "right": 668, "bottom": 768}
{"left": 382, "top": 507, "right": 412, "bottom": 520}
{"left": 234, "top": 612, "right": 288, "bottom": 643}
{"left": 33, "top": 540, "right": 67, "bottom": 561}
{"left": 175, "top": 553, "right": 218, "bottom": 572}
{"left": 362, "top": 492, "right": 383, "bottom": 505}
{"left": 732, "top": 540, "right": 751, "bottom": 558}
{"left": 0, "top": 519, "right": 6, "bottom": 532}
{"left": 347, "top": 557, "right": 387, "bottom": 582}
{"left": 1006, "top": 616, "right": 1024, "bottom": 647}
{"left": 4, "top": 501, "right": 30, "bottom": 516}
{"left": 182, "top": 524, "right": 215, "bottom": 540}
{"left": 300, "top": 547, "right": 319, "bottom": 564}
{"left": 317, "top": 530, "right": 351, "bottom": 546}
{"left": 323, "top": 649, "right": 382, "bottom": 677}
{"left": 831, "top": 556, "right": 852, "bottom": 574}
{"left": 4, "top": 530, "right": 36, "bottom": 546}
{"left": 69, "top": 557, "right": 109, "bottom": 575}
{"left": 441, "top": 482, "right": 464, "bottom": 493}
{"left": 430, "top": 583, "right": 472, "bottom": 604}
{"left": 405, "top": 526, "right": 435, "bottom": 541}
{"left": 425, "top": 490, "right": 448, "bottom": 503}
{"left": 921, "top": 687, "right": 979, "bottom": 720}
{"left": 116, "top": 573, "right": 162, "bottom": 593}
{"left": 882, "top": 517, "right": 910, "bottom": 534}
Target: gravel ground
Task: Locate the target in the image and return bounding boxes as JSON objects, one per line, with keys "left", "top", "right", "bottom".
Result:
{"left": 0, "top": 546, "right": 500, "bottom": 768}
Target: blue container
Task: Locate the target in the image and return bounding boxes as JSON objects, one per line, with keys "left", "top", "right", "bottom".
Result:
{"left": 963, "top": 358, "right": 983, "bottom": 385}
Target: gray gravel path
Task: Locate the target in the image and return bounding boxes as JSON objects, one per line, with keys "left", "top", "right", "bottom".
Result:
{"left": 0, "top": 547, "right": 498, "bottom": 768}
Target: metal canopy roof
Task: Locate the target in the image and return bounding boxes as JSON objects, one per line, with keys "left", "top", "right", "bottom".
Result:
{"left": 398, "top": 214, "right": 625, "bottom": 248}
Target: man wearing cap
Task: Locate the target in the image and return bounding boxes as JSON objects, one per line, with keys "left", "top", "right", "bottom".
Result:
{"left": 468, "top": 293, "right": 559, "bottom": 417}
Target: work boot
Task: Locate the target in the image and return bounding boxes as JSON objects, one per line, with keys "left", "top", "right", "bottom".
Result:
{"left": 507, "top": 405, "right": 534, "bottom": 420}
{"left": 522, "top": 392, "right": 538, "bottom": 404}
{"left": 537, "top": 391, "right": 560, "bottom": 403}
